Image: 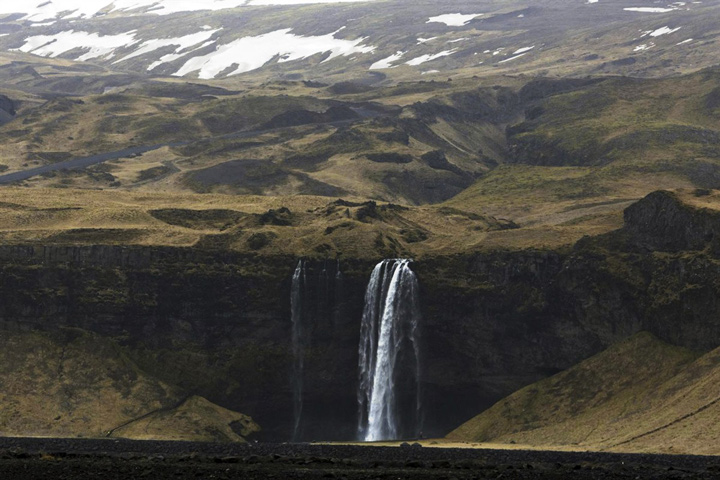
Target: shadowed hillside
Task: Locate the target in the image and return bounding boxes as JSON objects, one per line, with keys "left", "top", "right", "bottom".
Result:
{"left": 0, "top": 329, "right": 258, "bottom": 442}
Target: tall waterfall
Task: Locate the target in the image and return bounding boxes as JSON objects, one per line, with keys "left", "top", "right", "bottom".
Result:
{"left": 290, "top": 259, "right": 307, "bottom": 442}
{"left": 357, "top": 259, "right": 421, "bottom": 442}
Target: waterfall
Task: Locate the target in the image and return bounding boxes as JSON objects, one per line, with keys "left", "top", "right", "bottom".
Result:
{"left": 290, "top": 259, "right": 344, "bottom": 442}
{"left": 290, "top": 259, "right": 307, "bottom": 442}
{"left": 357, "top": 259, "right": 421, "bottom": 442}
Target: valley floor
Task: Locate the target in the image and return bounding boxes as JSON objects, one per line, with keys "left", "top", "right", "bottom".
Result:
{"left": 1, "top": 437, "right": 719, "bottom": 479}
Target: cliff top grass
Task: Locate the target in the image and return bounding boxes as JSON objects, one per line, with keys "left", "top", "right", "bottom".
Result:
{"left": 0, "top": 184, "right": 643, "bottom": 257}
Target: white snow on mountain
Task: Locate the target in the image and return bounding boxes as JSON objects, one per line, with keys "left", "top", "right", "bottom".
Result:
{"left": 647, "top": 26, "right": 681, "bottom": 36}
{"left": 513, "top": 46, "right": 535, "bottom": 55}
{"left": 115, "top": 29, "right": 221, "bottom": 67}
{"left": 634, "top": 43, "right": 654, "bottom": 51}
{"left": 405, "top": 49, "right": 456, "bottom": 66}
{"left": 248, "top": 0, "right": 376, "bottom": 4}
{"left": 369, "top": 51, "right": 405, "bottom": 70}
{"left": 624, "top": 7, "right": 677, "bottom": 13}
{"left": 173, "top": 28, "right": 374, "bottom": 79}
{"left": 12, "top": 30, "right": 139, "bottom": 61}
{"left": 499, "top": 52, "right": 527, "bottom": 63}
{"left": 427, "top": 13, "right": 483, "bottom": 27}
{"left": 0, "top": 0, "right": 376, "bottom": 22}
{"left": 12, "top": 25, "right": 374, "bottom": 77}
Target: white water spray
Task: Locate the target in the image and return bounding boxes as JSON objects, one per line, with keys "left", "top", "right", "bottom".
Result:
{"left": 290, "top": 259, "right": 307, "bottom": 442}
{"left": 357, "top": 259, "right": 421, "bottom": 442}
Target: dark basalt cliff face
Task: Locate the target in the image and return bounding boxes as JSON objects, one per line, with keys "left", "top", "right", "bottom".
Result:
{"left": 2, "top": 191, "right": 720, "bottom": 441}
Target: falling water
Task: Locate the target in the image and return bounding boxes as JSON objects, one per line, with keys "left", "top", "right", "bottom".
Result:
{"left": 290, "top": 259, "right": 344, "bottom": 441}
{"left": 357, "top": 259, "right": 421, "bottom": 442}
{"left": 290, "top": 259, "right": 307, "bottom": 442}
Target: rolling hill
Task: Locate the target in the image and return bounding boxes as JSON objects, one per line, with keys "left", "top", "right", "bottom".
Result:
{"left": 448, "top": 331, "right": 720, "bottom": 455}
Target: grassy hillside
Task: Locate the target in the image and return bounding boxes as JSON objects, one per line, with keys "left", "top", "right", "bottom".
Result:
{"left": 0, "top": 328, "right": 258, "bottom": 441}
{"left": 448, "top": 331, "right": 720, "bottom": 455}
{"left": 0, "top": 187, "right": 523, "bottom": 258}
{"left": 2, "top": 68, "right": 720, "bottom": 252}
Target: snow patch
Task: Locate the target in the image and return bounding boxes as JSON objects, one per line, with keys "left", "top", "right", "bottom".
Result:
{"left": 0, "top": 0, "right": 377, "bottom": 21}
{"left": 12, "top": 29, "right": 139, "bottom": 61}
{"left": 676, "top": 38, "right": 693, "bottom": 45}
{"left": 173, "top": 28, "right": 374, "bottom": 79}
{"left": 513, "top": 45, "right": 534, "bottom": 55}
{"left": 370, "top": 51, "right": 404, "bottom": 70}
{"left": 249, "top": 0, "right": 375, "bottom": 3}
{"left": 115, "top": 29, "right": 221, "bottom": 66}
{"left": 417, "top": 37, "right": 437, "bottom": 44}
{"left": 648, "top": 26, "right": 681, "bottom": 36}
{"left": 427, "top": 13, "right": 483, "bottom": 27}
{"left": 634, "top": 43, "right": 654, "bottom": 51}
{"left": 624, "top": 7, "right": 677, "bottom": 13}
{"left": 498, "top": 52, "right": 527, "bottom": 63}
{"left": 405, "top": 49, "right": 456, "bottom": 66}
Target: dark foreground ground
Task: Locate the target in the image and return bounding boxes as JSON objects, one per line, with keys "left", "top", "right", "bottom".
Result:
{"left": 1, "top": 437, "right": 719, "bottom": 479}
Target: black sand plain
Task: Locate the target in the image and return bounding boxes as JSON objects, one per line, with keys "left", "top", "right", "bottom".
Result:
{"left": 0, "top": 437, "right": 719, "bottom": 479}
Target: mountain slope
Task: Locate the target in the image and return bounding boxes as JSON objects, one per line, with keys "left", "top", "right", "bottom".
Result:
{"left": 0, "top": 0, "right": 719, "bottom": 85}
{"left": 0, "top": 328, "right": 259, "bottom": 441}
{"left": 448, "top": 332, "right": 720, "bottom": 455}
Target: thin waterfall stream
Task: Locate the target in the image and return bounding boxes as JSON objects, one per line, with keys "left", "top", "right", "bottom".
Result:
{"left": 357, "top": 259, "right": 421, "bottom": 442}
{"left": 290, "top": 259, "right": 344, "bottom": 442}
{"left": 290, "top": 259, "right": 307, "bottom": 442}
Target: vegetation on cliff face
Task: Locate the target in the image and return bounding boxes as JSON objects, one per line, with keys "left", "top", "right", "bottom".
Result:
{"left": 0, "top": 329, "right": 258, "bottom": 442}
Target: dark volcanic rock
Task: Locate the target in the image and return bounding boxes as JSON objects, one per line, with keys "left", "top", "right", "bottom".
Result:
{"left": 0, "top": 437, "right": 718, "bottom": 479}
{"left": 622, "top": 190, "right": 720, "bottom": 252}
{"left": 2, "top": 192, "right": 720, "bottom": 440}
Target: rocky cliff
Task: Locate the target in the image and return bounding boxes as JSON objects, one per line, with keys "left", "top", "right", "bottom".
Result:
{"left": 2, "top": 190, "right": 720, "bottom": 440}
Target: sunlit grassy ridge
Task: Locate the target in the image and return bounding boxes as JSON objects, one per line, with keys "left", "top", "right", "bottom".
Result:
{"left": 448, "top": 331, "right": 720, "bottom": 455}
{"left": 0, "top": 187, "right": 526, "bottom": 258}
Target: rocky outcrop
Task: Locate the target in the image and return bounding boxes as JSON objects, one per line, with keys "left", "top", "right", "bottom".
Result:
{"left": 621, "top": 190, "right": 720, "bottom": 252}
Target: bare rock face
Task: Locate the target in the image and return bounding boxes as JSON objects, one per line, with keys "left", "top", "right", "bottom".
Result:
{"left": 622, "top": 190, "right": 720, "bottom": 252}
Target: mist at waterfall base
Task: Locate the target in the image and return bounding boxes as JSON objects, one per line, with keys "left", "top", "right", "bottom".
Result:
{"left": 290, "top": 259, "right": 422, "bottom": 443}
